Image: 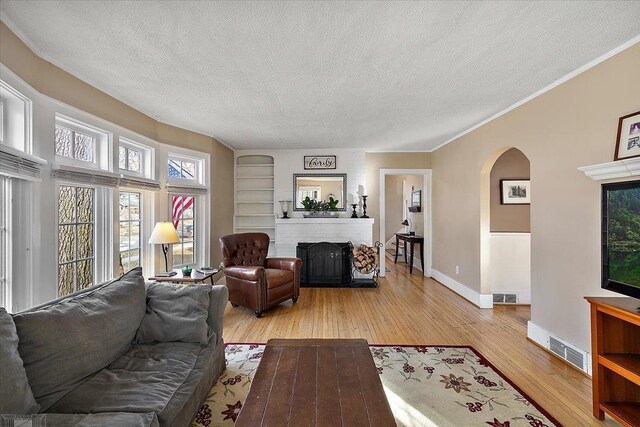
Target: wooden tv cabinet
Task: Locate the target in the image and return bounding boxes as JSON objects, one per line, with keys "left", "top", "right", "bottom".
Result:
{"left": 585, "top": 297, "right": 640, "bottom": 426}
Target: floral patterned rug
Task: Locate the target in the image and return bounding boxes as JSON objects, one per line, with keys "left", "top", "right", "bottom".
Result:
{"left": 191, "top": 344, "right": 560, "bottom": 427}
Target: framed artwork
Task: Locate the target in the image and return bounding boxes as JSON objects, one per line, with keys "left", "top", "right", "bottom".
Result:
{"left": 614, "top": 111, "right": 640, "bottom": 161}
{"left": 500, "top": 179, "right": 530, "bottom": 205}
{"left": 304, "top": 155, "right": 336, "bottom": 170}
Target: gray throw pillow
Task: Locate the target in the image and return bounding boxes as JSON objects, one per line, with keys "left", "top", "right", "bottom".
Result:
{"left": 136, "top": 283, "right": 211, "bottom": 345}
{"left": 0, "top": 308, "right": 40, "bottom": 415}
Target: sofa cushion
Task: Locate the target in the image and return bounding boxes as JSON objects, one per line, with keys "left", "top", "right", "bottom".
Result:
{"left": 136, "top": 283, "right": 211, "bottom": 345}
{"left": 48, "top": 339, "right": 217, "bottom": 427}
{"left": 12, "top": 268, "right": 146, "bottom": 411}
{"left": 0, "top": 308, "right": 39, "bottom": 415}
{"left": 41, "top": 412, "right": 159, "bottom": 427}
{"left": 265, "top": 268, "right": 293, "bottom": 289}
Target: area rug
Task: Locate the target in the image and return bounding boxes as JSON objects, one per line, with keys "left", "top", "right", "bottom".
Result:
{"left": 190, "top": 344, "right": 561, "bottom": 427}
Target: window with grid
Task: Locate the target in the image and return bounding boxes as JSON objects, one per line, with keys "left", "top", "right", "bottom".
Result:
{"left": 171, "top": 195, "right": 195, "bottom": 267}
{"left": 168, "top": 158, "right": 197, "bottom": 181}
{"left": 119, "top": 191, "right": 141, "bottom": 274}
{"left": 119, "top": 146, "right": 142, "bottom": 173}
{"left": 58, "top": 185, "right": 95, "bottom": 296}
{"left": 55, "top": 124, "right": 95, "bottom": 163}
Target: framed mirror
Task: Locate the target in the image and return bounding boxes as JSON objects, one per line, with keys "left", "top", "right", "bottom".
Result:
{"left": 293, "top": 173, "right": 347, "bottom": 211}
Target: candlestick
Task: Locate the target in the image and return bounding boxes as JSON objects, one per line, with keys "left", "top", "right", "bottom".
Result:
{"left": 351, "top": 203, "right": 358, "bottom": 218}
{"left": 360, "top": 195, "right": 369, "bottom": 219}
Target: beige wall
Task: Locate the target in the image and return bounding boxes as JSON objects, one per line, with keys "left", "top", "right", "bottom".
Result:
{"left": 0, "top": 21, "right": 234, "bottom": 265}
{"left": 431, "top": 43, "right": 640, "bottom": 351}
{"left": 490, "top": 148, "right": 530, "bottom": 232}
{"left": 365, "top": 152, "right": 431, "bottom": 243}
{"left": 384, "top": 176, "right": 404, "bottom": 242}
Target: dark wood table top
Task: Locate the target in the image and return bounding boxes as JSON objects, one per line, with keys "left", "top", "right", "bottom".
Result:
{"left": 234, "top": 338, "right": 396, "bottom": 427}
{"left": 149, "top": 268, "right": 218, "bottom": 283}
{"left": 395, "top": 233, "right": 424, "bottom": 242}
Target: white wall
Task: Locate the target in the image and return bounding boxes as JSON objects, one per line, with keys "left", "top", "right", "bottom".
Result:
{"left": 234, "top": 149, "right": 367, "bottom": 218}
{"left": 489, "top": 232, "right": 531, "bottom": 303}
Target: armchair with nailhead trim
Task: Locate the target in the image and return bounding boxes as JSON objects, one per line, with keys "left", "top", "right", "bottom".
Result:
{"left": 219, "top": 233, "right": 301, "bottom": 318}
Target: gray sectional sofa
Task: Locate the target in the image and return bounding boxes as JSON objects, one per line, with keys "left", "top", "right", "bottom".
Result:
{"left": 0, "top": 268, "right": 228, "bottom": 427}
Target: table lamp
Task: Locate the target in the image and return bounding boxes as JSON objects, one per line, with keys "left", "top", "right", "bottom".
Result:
{"left": 401, "top": 218, "right": 415, "bottom": 235}
{"left": 149, "top": 222, "right": 180, "bottom": 272}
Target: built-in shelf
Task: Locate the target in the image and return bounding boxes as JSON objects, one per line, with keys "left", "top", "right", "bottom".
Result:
{"left": 236, "top": 202, "right": 274, "bottom": 204}
{"left": 235, "top": 155, "right": 276, "bottom": 256}
{"left": 578, "top": 157, "right": 640, "bottom": 181}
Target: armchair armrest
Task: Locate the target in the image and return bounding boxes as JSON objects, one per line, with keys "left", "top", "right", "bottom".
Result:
{"left": 266, "top": 257, "right": 302, "bottom": 272}
{"left": 224, "top": 265, "right": 265, "bottom": 281}
{"left": 207, "top": 285, "right": 228, "bottom": 342}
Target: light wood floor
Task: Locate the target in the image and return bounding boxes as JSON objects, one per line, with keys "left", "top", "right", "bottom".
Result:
{"left": 222, "top": 262, "right": 619, "bottom": 426}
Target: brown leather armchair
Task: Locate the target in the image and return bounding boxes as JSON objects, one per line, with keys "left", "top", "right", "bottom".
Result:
{"left": 220, "top": 232, "right": 301, "bottom": 318}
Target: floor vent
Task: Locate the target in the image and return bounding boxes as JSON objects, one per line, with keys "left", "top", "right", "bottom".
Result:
{"left": 549, "top": 336, "right": 586, "bottom": 370}
{"left": 492, "top": 293, "right": 518, "bottom": 304}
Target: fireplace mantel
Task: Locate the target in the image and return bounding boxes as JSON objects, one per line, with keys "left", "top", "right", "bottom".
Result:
{"left": 275, "top": 217, "right": 374, "bottom": 257}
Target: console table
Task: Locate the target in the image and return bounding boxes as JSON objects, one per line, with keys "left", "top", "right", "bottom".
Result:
{"left": 234, "top": 339, "right": 396, "bottom": 427}
{"left": 394, "top": 233, "right": 424, "bottom": 274}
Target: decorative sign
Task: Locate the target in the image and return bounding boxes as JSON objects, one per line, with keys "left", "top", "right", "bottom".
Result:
{"left": 304, "top": 155, "right": 336, "bottom": 170}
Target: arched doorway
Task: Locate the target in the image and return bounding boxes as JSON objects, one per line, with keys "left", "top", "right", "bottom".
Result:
{"left": 480, "top": 148, "right": 531, "bottom": 304}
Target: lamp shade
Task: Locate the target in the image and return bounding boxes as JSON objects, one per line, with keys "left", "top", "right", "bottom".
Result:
{"left": 401, "top": 219, "right": 409, "bottom": 226}
{"left": 148, "top": 222, "right": 180, "bottom": 244}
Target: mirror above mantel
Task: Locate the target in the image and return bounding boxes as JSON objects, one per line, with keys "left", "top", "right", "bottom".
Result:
{"left": 293, "top": 173, "right": 347, "bottom": 211}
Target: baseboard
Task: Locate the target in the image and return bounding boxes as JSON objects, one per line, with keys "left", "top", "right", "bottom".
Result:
{"left": 431, "top": 269, "right": 493, "bottom": 309}
{"left": 527, "top": 321, "right": 591, "bottom": 376}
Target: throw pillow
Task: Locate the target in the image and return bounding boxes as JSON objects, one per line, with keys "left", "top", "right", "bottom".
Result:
{"left": 0, "top": 308, "right": 40, "bottom": 414}
{"left": 135, "top": 283, "right": 211, "bottom": 345}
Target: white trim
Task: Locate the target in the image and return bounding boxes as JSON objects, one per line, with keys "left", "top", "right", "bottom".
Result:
{"left": 578, "top": 157, "right": 640, "bottom": 181}
{"left": 379, "top": 168, "right": 432, "bottom": 278}
{"left": 431, "top": 268, "right": 494, "bottom": 309}
{"left": 527, "top": 321, "right": 591, "bottom": 375}
{"left": 430, "top": 35, "right": 640, "bottom": 153}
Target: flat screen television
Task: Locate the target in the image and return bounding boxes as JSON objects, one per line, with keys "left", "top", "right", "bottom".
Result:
{"left": 602, "top": 179, "right": 640, "bottom": 299}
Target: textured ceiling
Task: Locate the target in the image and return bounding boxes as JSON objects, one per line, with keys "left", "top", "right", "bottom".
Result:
{"left": 1, "top": 1, "right": 639, "bottom": 151}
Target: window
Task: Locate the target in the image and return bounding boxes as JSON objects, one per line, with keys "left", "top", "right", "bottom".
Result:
{"left": 171, "top": 195, "right": 195, "bottom": 267}
{"left": 119, "top": 146, "right": 142, "bottom": 173}
{"left": 55, "top": 125, "right": 95, "bottom": 163}
{"left": 0, "top": 80, "right": 32, "bottom": 153}
{"left": 168, "top": 158, "right": 197, "bottom": 181}
{"left": 118, "top": 192, "right": 141, "bottom": 274}
{"left": 58, "top": 185, "right": 95, "bottom": 296}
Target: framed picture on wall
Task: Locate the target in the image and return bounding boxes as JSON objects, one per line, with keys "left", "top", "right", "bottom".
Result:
{"left": 614, "top": 111, "right": 640, "bottom": 161}
{"left": 500, "top": 179, "right": 530, "bottom": 205}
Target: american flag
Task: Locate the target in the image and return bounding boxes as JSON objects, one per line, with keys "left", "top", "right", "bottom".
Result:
{"left": 168, "top": 160, "right": 195, "bottom": 180}
{"left": 172, "top": 196, "right": 194, "bottom": 228}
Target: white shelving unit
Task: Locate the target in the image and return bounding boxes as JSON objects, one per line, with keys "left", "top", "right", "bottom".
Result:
{"left": 235, "top": 155, "right": 276, "bottom": 254}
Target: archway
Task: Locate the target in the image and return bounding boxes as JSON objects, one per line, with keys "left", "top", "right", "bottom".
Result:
{"left": 480, "top": 148, "right": 531, "bottom": 303}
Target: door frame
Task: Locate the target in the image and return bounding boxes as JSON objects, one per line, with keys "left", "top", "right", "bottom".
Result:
{"left": 379, "top": 169, "right": 432, "bottom": 278}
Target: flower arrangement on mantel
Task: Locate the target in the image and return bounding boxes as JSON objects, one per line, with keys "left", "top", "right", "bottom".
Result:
{"left": 302, "top": 196, "right": 340, "bottom": 217}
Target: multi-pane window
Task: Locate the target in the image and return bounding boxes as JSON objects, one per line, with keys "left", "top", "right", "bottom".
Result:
{"left": 171, "top": 195, "right": 195, "bottom": 266}
{"left": 119, "top": 146, "right": 142, "bottom": 173}
{"left": 119, "top": 192, "right": 141, "bottom": 274}
{"left": 55, "top": 125, "right": 94, "bottom": 162}
{"left": 168, "top": 158, "right": 196, "bottom": 180}
{"left": 58, "top": 186, "right": 94, "bottom": 296}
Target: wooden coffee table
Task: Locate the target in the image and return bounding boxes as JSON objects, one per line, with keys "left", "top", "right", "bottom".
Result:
{"left": 234, "top": 338, "right": 396, "bottom": 427}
